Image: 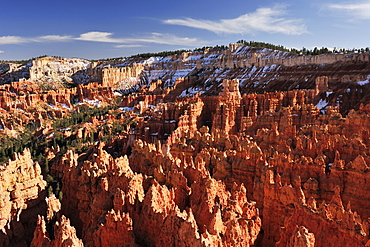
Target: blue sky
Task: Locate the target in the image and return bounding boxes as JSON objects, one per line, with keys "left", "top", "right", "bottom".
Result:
{"left": 1, "top": 0, "right": 370, "bottom": 60}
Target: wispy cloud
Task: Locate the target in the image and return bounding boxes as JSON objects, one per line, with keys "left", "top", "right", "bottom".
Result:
{"left": 328, "top": 1, "right": 370, "bottom": 19}
{"left": 0, "top": 32, "right": 204, "bottom": 47}
{"left": 164, "top": 7, "right": 307, "bottom": 35}
{"left": 0, "top": 35, "right": 73, "bottom": 44}
{"left": 115, "top": 44, "right": 144, "bottom": 48}
{"left": 76, "top": 32, "right": 122, "bottom": 43}
{"left": 127, "top": 33, "right": 202, "bottom": 46}
{"left": 0, "top": 50, "right": 4, "bottom": 54}
{"left": 76, "top": 31, "right": 203, "bottom": 46}
{"left": 36, "top": 35, "right": 73, "bottom": 42}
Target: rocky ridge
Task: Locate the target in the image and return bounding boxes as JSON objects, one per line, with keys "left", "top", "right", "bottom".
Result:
{"left": 0, "top": 56, "right": 91, "bottom": 87}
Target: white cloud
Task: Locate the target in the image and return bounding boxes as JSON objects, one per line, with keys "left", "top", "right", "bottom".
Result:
{"left": 0, "top": 35, "right": 73, "bottom": 44}
{"left": 76, "top": 32, "right": 123, "bottom": 43}
{"left": 0, "top": 36, "right": 28, "bottom": 45}
{"left": 164, "top": 7, "right": 307, "bottom": 35}
{"left": 0, "top": 50, "right": 4, "bottom": 54}
{"left": 328, "top": 1, "right": 370, "bottom": 19}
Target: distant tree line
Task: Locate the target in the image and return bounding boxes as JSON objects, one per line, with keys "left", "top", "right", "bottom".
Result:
{"left": 236, "top": 40, "right": 291, "bottom": 52}
{"left": 91, "top": 45, "right": 229, "bottom": 62}
{"left": 90, "top": 49, "right": 192, "bottom": 62}
{"left": 129, "top": 49, "right": 192, "bottom": 59}
{"left": 236, "top": 40, "right": 370, "bottom": 55}
{"left": 193, "top": 45, "right": 228, "bottom": 52}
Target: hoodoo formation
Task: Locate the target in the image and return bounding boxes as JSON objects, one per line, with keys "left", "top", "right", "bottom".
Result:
{"left": 0, "top": 43, "right": 370, "bottom": 246}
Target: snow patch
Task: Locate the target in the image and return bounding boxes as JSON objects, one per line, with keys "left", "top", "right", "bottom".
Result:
{"left": 119, "top": 107, "right": 134, "bottom": 112}
{"left": 247, "top": 66, "right": 258, "bottom": 77}
{"left": 315, "top": 99, "right": 328, "bottom": 114}
{"left": 179, "top": 87, "right": 205, "bottom": 97}
{"left": 144, "top": 57, "right": 162, "bottom": 64}
{"left": 46, "top": 103, "right": 60, "bottom": 110}
{"left": 357, "top": 75, "right": 370, "bottom": 86}
{"left": 179, "top": 85, "right": 213, "bottom": 97}
{"left": 59, "top": 103, "right": 70, "bottom": 110}
{"left": 184, "top": 54, "right": 203, "bottom": 61}
{"left": 74, "top": 99, "right": 101, "bottom": 107}
{"left": 59, "top": 127, "right": 71, "bottom": 132}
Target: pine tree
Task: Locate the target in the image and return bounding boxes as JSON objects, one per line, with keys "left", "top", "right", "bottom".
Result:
{"left": 58, "top": 191, "right": 63, "bottom": 201}
{"left": 45, "top": 158, "right": 49, "bottom": 173}
{"left": 47, "top": 186, "right": 54, "bottom": 197}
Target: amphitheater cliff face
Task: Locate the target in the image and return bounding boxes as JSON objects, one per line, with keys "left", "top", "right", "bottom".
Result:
{"left": 0, "top": 44, "right": 370, "bottom": 246}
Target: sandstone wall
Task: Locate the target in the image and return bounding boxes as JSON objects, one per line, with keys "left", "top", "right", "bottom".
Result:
{"left": 96, "top": 45, "right": 370, "bottom": 92}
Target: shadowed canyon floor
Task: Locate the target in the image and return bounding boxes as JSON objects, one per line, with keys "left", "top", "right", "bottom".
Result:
{"left": 0, "top": 44, "right": 370, "bottom": 246}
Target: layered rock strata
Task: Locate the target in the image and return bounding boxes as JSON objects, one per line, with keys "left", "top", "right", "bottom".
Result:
{"left": 0, "top": 46, "right": 370, "bottom": 246}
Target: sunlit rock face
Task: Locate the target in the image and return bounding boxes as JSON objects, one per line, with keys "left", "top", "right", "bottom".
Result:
{"left": 52, "top": 79, "right": 370, "bottom": 246}
{"left": 0, "top": 149, "right": 47, "bottom": 246}
{"left": 0, "top": 45, "right": 370, "bottom": 246}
